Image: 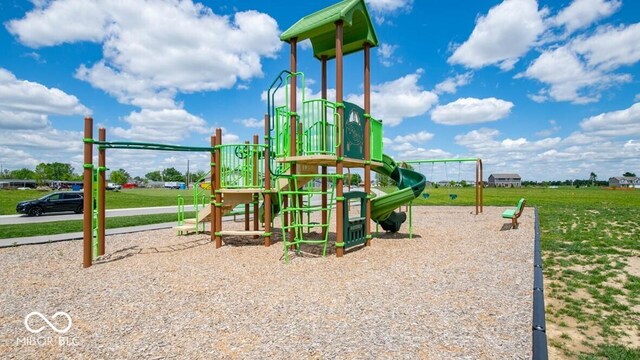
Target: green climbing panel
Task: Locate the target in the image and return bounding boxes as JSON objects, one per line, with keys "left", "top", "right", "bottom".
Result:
{"left": 343, "top": 191, "right": 367, "bottom": 249}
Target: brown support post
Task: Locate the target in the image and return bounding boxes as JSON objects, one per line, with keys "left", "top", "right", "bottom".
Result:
{"left": 82, "top": 117, "right": 93, "bottom": 268}
{"left": 215, "top": 128, "right": 223, "bottom": 248}
{"left": 214, "top": 136, "right": 217, "bottom": 242}
{"left": 321, "top": 55, "right": 328, "bottom": 239}
{"left": 475, "top": 160, "right": 479, "bottom": 215}
{"left": 335, "top": 20, "right": 345, "bottom": 257}
{"left": 363, "top": 42, "right": 372, "bottom": 247}
{"left": 263, "top": 114, "right": 272, "bottom": 247}
{"left": 253, "top": 134, "right": 259, "bottom": 239}
{"left": 288, "top": 37, "right": 298, "bottom": 247}
{"left": 98, "top": 128, "right": 106, "bottom": 256}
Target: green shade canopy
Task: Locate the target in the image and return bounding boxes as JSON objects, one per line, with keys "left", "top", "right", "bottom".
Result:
{"left": 280, "top": 0, "right": 378, "bottom": 59}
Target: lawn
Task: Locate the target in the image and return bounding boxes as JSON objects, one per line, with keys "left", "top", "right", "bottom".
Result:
{"left": 0, "top": 188, "right": 208, "bottom": 215}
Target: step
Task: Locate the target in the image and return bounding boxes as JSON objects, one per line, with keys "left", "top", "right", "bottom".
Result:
{"left": 174, "top": 224, "right": 197, "bottom": 231}
{"left": 184, "top": 219, "right": 197, "bottom": 224}
{"left": 217, "top": 230, "right": 264, "bottom": 236}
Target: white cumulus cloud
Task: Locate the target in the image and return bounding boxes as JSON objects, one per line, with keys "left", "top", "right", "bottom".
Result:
{"left": 431, "top": 97, "right": 514, "bottom": 125}
{"left": 434, "top": 72, "right": 473, "bottom": 94}
{"left": 552, "top": 0, "right": 621, "bottom": 35}
{"left": 580, "top": 102, "right": 640, "bottom": 137}
{"left": 448, "top": 0, "right": 546, "bottom": 70}
{"left": 0, "top": 68, "right": 90, "bottom": 130}
{"left": 366, "top": 0, "right": 413, "bottom": 24}
{"left": 112, "top": 109, "right": 211, "bottom": 142}
{"left": 6, "top": 0, "right": 282, "bottom": 138}
{"left": 347, "top": 69, "right": 438, "bottom": 126}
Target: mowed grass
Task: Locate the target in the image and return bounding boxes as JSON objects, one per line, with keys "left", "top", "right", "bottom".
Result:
{"left": 0, "top": 188, "right": 208, "bottom": 215}
{"left": 0, "top": 212, "right": 195, "bottom": 240}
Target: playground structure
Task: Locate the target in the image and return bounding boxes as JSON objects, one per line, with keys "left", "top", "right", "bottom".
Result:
{"left": 404, "top": 158, "right": 484, "bottom": 215}
{"left": 81, "top": 0, "right": 428, "bottom": 267}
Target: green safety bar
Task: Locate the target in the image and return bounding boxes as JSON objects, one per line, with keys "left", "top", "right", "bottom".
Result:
{"left": 91, "top": 168, "right": 99, "bottom": 259}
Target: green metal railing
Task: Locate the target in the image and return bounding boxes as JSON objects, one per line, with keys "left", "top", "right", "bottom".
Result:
{"left": 177, "top": 195, "right": 185, "bottom": 235}
{"left": 300, "top": 99, "right": 341, "bottom": 156}
{"left": 219, "top": 143, "right": 267, "bottom": 189}
{"left": 278, "top": 173, "right": 338, "bottom": 262}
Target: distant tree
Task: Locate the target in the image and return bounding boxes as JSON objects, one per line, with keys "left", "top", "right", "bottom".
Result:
{"left": 10, "top": 168, "right": 36, "bottom": 180}
{"left": 192, "top": 170, "right": 208, "bottom": 182}
{"left": 398, "top": 162, "right": 414, "bottom": 170}
{"left": 589, "top": 172, "right": 597, "bottom": 185}
{"left": 347, "top": 173, "right": 362, "bottom": 186}
{"left": 145, "top": 171, "right": 162, "bottom": 181}
{"left": 376, "top": 172, "right": 391, "bottom": 187}
{"left": 109, "top": 168, "right": 130, "bottom": 185}
{"left": 162, "top": 167, "right": 184, "bottom": 182}
{"left": 623, "top": 171, "right": 636, "bottom": 177}
{"left": 34, "top": 162, "right": 76, "bottom": 181}
{"left": 460, "top": 180, "right": 468, "bottom": 187}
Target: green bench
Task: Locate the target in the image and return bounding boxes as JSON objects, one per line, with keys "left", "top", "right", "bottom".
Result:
{"left": 501, "top": 198, "right": 526, "bottom": 229}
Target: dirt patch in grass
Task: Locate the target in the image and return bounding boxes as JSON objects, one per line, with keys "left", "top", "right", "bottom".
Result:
{"left": 626, "top": 256, "right": 640, "bottom": 278}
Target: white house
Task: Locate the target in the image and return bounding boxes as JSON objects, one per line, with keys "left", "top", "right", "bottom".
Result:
{"left": 609, "top": 176, "right": 640, "bottom": 188}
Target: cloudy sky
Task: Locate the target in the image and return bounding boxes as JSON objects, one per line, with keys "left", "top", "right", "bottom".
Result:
{"left": 1, "top": 0, "right": 639, "bottom": 182}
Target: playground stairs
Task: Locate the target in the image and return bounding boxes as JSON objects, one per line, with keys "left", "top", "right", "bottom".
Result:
{"left": 278, "top": 173, "right": 337, "bottom": 262}
{"left": 276, "top": 164, "right": 318, "bottom": 192}
{"left": 174, "top": 192, "right": 255, "bottom": 233}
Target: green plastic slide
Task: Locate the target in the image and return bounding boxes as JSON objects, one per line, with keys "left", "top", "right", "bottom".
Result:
{"left": 370, "top": 154, "right": 426, "bottom": 232}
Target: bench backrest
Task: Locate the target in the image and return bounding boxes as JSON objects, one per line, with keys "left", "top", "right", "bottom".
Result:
{"left": 515, "top": 198, "right": 526, "bottom": 217}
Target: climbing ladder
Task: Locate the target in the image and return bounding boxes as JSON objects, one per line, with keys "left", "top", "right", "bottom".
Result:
{"left": 278, "top": 173, "right": 338, "bottom": 262}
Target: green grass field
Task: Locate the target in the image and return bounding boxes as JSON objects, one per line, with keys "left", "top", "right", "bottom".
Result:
{"left": 1, "top": 185, "right": 638, "bottom": 357}
{"left": 0, "top": 188, "right": 207, "bottom": 215}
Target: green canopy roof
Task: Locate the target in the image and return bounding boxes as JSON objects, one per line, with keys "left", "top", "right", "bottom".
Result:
{"left": 280, "top": 0, "right": 379, "bottom": 60}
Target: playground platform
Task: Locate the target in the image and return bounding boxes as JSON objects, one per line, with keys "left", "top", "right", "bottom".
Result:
{"left": 0, "top": 206, "right": 535, "bottom": 358}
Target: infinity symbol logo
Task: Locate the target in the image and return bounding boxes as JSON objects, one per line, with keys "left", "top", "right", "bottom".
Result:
{"left": 24, "top": 312, "right": 72, "bottom": 334}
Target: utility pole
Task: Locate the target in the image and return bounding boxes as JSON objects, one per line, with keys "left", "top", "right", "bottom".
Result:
{"left": 186, "top": 159, "right": 190, "bottom": 189}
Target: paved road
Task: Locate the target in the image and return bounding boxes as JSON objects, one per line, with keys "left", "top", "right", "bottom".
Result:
{"left": 0, "top": 205, "right": 197, "bottom": 225}
{"left": 1, "top": 187, "right": 387, "bottom": 226}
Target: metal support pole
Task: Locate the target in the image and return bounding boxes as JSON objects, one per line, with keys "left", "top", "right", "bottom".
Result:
{"left": 98, "top": 128, "right": 106, "bottom": 256}
{"left": 82, "top": 117, "right": 93, "bottom": 268}
{"left": 335, "top": 20, "right": 345, "bottom": 257}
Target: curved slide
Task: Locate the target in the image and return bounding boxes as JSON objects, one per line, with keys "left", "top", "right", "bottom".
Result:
{"left": 371, "top": 154, "right": 426, "bottom": 232}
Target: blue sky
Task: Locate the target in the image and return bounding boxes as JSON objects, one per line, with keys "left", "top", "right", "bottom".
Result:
{"left": 0, "top": 0, "right": 639, "bottom": 182}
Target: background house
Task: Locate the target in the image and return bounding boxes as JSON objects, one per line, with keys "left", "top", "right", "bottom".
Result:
{"left": 488, "top": 173, "right": 522, "bottom": 187}
{"left": 608, "top": 176, "right": 640, "bottom": 188}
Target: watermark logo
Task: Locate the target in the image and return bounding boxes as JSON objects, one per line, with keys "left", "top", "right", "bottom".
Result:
{"left": 24, "top": 311, "right": 72, "bottom": 334}
{"left": 16, "top": 311, "right": 79, "bottom": 347}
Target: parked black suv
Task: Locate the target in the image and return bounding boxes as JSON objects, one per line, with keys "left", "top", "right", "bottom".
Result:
{"left": 16, "top": 192, "right": 84, "bottom": 216}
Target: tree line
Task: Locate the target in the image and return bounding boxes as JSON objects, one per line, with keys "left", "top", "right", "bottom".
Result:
{"left": 1, "top": 163, "right": 635, "bottom": 187}
{"left": 0, "top": 162, "right": 208, "bottom": 185}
